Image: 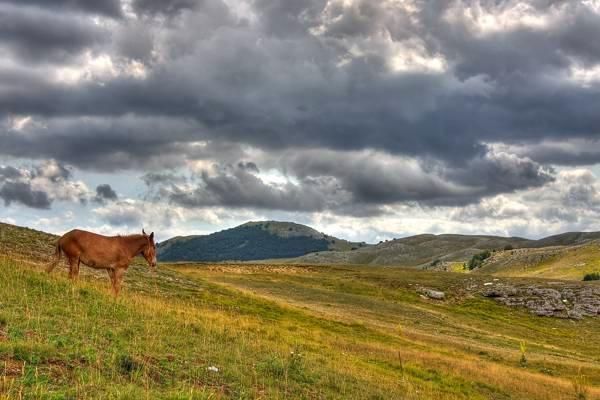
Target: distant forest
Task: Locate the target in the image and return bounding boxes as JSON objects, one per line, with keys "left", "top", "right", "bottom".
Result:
{"left": 157, "top": 225, "right": 330, "bottom": 261}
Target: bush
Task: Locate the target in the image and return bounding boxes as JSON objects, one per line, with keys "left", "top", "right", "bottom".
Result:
{"left": 583, "top": 272, "right": 600, "bottom": 281}
{"left": 468, "top": 250, "right": 491, "bottom": 270}
{"left": 118, "top": 354, "right": 143, "bottom": 377}
{"left": 504, "top": 244, "right": 514, "bottom": 251}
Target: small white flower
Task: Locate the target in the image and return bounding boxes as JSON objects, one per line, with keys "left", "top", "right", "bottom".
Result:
{"left": 207, "top": 366, "right": 219, "bottom": 373}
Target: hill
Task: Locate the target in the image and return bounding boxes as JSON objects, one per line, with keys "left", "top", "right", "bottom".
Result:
{"left": 0, "top": 221, "right": 56, "bottom": 263}
{"left": 157, "top": 221, "right": 367, "bottom": 262}
{"left": 1, "top": 222, "right": 599, "bottom": 399}
{"left": 291, "top": 231, "right": 600, "bottom": 269}
{"left": 477, "top": 240, "right": 600, "bottom": 280}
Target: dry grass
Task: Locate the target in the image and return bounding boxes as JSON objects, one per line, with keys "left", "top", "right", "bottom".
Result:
{"left": 1, "top": 221, "right": 599, "bottom": 399}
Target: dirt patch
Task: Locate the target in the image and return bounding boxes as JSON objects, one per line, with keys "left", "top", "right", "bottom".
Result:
{"left": 1, "top": 359, "right": 25, "bottom": 377}
{"left": 204, "top": 264, "right": 318, "bottom": 275}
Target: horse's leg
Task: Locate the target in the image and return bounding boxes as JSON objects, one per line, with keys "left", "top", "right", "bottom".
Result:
{"left": 112, "top": 268, "right": 125, "bottom": 297}
{"left": 73, "top": 258, "right": 81, "bottom": 280}
{"left": 68, "top": 257, "right": 78, "bottom": 280}
{"left": 107, "top": 269, "right": 116, "bottom": 294}
{"left": 46, "top": 244, "right": 61, "bottom": 273}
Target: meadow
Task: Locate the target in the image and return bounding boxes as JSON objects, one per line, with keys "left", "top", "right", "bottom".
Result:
{"left": 0, "top": 223, "right": 599, "bottom": 399}
{"left": 0, "top": 255, "right": 598, "bottom": 399}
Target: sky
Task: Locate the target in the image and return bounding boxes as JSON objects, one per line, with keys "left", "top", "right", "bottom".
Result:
{"left": 2, "top": 0, "right": 600, "bottom": 243}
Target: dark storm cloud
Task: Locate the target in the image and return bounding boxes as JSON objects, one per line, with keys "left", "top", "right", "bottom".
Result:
{"left": 156, "top": 146, "right": 552, "bottom": 214}
{"left": 0, "top": 165, "right": 52, "bottom": 209}
{"left": 442, "top": 150, "right": 555, "bottom": 201}
{"left": 0, "top": 166, "right": 22, "bottom": 180}
{"left": 0, "top": 163, "right": 51, "bottom": 209}
{"left": 167, "top": 163, "right": 338, "bottom": 212}
{"left": 132, "top": 0, "right": 198, "bottom": 16}
{"left": 0, "top": 160, "right": 89, "bottom": 209}
{"left": 142, "top": 172, "right": 187, "bottom": 186}
{"left": 0, "top": 116, "right": 200, "bottom": 171}
{"left": 0, "top": 181, "right": 51, "bottom": 209}
{"left": 113, "top": 22, "right": 155, "bottom": 63}
{"left": 237, "top": 161, "right": 259, "bottom": 173}
{"left": 2, "top": 0, "right": 600, "bottom": 213}
{"left": 495, "top": 140, "right": 600, "bottom": 166}
{"left": 280, "top": 148, "right": 553, "bottom": 206}
{"left": 94, "top": 184, "right": 118, "bottom": 203}
{"left": 1, "top": 0, "right": 123, "bottom": 18}
{"left": 2, "top": 1, "right": 600, "bottom": 164}
{"left": 94, "top": 201, "right": 144, "bottom": 226}
{"left": 0, "top": 4, "right": 109, "bottom": 63}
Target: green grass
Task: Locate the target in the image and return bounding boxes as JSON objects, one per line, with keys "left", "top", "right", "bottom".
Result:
{"left": 479, "top": 242, "right": 600, "bottom": 280}
{"left": 1, "top": 243, "right": 600, "bottom": 398}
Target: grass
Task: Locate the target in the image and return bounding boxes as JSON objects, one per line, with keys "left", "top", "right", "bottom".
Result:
{"left": 1, "top": 222, "right": 599, "bottom": 399}
{"left": 480, "top": 242, "right": 600, "bottom": 280}
{"left": 1, "top": 256, "right": 599, "bottom": 399}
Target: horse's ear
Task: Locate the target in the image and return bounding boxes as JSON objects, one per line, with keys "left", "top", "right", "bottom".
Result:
{"left": 142, "top": 228, "right": 147, "bottom": 236}
{"left": 150, "top": 232, "right": 154, "bottom": 240}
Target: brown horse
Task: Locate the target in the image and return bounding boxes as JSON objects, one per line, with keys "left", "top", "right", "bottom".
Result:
{"left": 46, "top": 229, "right": 157, "bottom": 296}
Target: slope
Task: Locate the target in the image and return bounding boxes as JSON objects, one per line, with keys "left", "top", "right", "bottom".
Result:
{"left": 1, "top": 222, "right": 599, "bottom": 399}
{"left": 157, "top": 220, "right": 367, "bottom": 262}
{"left": 292, "top": 231, "right": 600, "bottom": 269}
{"left": 477, "top": 240, "right": 600, "bottom": 280}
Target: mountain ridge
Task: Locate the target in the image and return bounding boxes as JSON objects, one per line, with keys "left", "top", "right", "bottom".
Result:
{"left": 157, "top": 220, "right": 368, "bottom": 262}
{"left": 291, "top": 230, "right": 600, "bottom": 268}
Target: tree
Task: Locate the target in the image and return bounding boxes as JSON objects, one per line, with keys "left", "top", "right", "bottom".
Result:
{"left": 468, "top": 250, "right": 491, "bottom": 270}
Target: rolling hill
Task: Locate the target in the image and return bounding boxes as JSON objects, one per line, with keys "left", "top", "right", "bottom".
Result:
{"left": 5, "top": 220, "right": 600, "bottom": 282}
{"left": 1, "top": 221, "right": 599, "bottom": 399}
{"left": 477, "top": 240, "right": 600, "bottom": 280}
{"left": 157, "top": 221, "right": 368, "bottom": 262}
{"left": 291, "top": 231, "right": 600, "bottom": 269}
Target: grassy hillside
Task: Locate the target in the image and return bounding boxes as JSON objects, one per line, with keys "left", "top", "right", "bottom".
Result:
{"left": 1, "top": 223, "right": 600, "bottom": 399}
{"left": 292, "top": 231, "right": 600, "bottom": 269}
{"left": 479, "top": 241, "right": 600, "bottom": 280}
{"left": 157, "top": 221, "right": 367, "bottom": 262}
{"left": 0, "top": 222, "right": 56, "bottom": 263}
{"left": 293, "top": 234, "right": 530, "bottom": 267}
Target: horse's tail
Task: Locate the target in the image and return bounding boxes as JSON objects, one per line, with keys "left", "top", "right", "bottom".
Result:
{"left": 46, "top": 241, "right": 62, "bottom": 273}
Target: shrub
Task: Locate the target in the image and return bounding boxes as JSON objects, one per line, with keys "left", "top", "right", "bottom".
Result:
{"left": 504, "top": 244, "right": 514, "bottom": 251}
{"left": 468, "top": 250, "right": 491, "bottom": 270}
{"left": 118, "top": 353, "right": 143, "bottom": 377}
{"left": 583, "top": 272, "right": 600, "bottom": 281}
{"left": 519, "top": 341, "right": 527, "bottom": 366}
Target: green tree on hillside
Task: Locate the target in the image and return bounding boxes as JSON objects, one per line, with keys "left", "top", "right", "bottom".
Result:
{"left": 468, "top": 250, "right": 491, "bottom": 270}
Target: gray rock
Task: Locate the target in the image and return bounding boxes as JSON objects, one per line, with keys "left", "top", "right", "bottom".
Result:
{"left": 479, "top": 282, "right": 600, "bottom": 319}
{"left": 482, "top": 284, "right": 518, "bottom": 298}
{"left": 418, "top": 287, "right": 445, "bottom": 300}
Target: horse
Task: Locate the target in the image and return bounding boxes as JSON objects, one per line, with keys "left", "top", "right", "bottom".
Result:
{"left": 46, "top": 229, "right": 157, "bottom": 296}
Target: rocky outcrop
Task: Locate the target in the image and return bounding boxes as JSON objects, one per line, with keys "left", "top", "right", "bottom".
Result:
{"left": 481, "top": 282, "right": 600, "bottom": 319}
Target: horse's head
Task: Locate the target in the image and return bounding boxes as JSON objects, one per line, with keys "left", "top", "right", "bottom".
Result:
{"left": 142, "top": 229, "right": 157, "bottom": 268}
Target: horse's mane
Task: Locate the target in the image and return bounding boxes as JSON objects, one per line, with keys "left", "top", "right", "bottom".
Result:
{"left": 117, "top": 234, "right": 145, "bottom": 239}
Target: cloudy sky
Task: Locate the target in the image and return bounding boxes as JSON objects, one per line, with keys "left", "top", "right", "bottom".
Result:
{"left": 2, "top": 0, "right": 600, "bottom": 243}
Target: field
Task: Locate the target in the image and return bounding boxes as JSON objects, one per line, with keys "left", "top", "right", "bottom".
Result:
{"left": 479, "top": 242, "right": 600, "bottom": 281}
{"left": 1, "top": 223, "right": 600, "bottom": 399}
